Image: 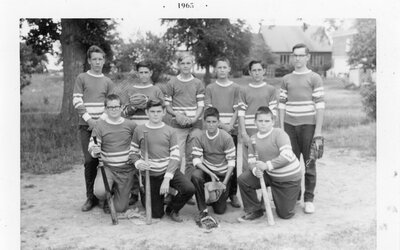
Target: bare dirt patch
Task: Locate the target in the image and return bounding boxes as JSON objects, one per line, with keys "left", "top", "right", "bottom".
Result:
{"left": 21, "top": 148, "right": 375, "bottom": 249}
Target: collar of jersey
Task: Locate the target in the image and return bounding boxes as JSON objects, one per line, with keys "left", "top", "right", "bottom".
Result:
{"left": 257, "top": 128, "right": 273, "bottom": 139}
{"left": 133, "top": 84, "right": 153, "bottom": 89}
{"left": 215, "top": 80, "right": 233, "bottom": 87}
{"left": 145, "top": 122, "right": 165, "bottom": 129}
{"left": 86, "top": 71, "right": 104, "bottom": 78}
{"left": 292, "top": 69, "right": 312, "bottom": 75}
{"left": 206, "top": 128, "right": 219, "bottom": 140}
{"left": 177, "top": 74, "right": 194, "bottom": 82}
{"left": 249, "top": 82, "right": 266, "bottom": 88}
{"left": 105, "top": 117, "right": 124, "bottom": 125}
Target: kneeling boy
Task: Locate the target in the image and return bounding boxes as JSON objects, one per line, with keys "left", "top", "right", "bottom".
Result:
{"left": 132, "top": 100, "right": 195, "bottom": 222}
{"left": 89, "top": 94, "right": 137, "bottom": 213}
{"left": 238, "top": 106, "right": 301, "bottom": 221}
{"left": 191, "top": 107, "right": 236, "bottom": 220}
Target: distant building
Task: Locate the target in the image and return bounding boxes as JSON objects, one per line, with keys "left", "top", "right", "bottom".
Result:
{"left": 259, "top": 25, "right": 332, "bottom": 77}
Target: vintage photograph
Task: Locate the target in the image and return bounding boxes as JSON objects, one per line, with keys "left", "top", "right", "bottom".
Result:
{"left": 18, "top": 17, "right": 378, "bottom": 249}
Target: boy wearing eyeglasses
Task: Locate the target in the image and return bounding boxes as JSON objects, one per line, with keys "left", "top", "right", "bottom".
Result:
{"left": 279, "top": 43, "right": 325, "bottom": 214}
{"left": 73, "top": 45, "right": 114, "bottom": 212}
{"left": 89, "top": 94, "right": 137, "bottom": 214}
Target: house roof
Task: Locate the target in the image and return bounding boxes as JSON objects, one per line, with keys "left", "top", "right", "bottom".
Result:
{"left": 259, "top": 25, "right": 332, "bottom": 53}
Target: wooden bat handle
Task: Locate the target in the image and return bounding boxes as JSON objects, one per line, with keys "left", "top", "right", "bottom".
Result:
{"left": 143, "top": 131, "right": 152, "bottom": 225}
{"left": 251, "top": 139, "right": 275, "bottom": 226}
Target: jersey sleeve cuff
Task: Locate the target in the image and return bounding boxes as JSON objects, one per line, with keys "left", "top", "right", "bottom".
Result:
{"left": 266, "top": 161, "right": 274, "bottom": 171}
{"left": 227, "top": 160, "right": 235, "bottom": 168}
{"left": 82, "top": 113, "right": 92, "bottom": 122}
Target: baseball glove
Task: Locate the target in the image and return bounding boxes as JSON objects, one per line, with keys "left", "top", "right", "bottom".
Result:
{"left": 175, "top": 112, "right": 192, "bottom": 128}
{"left": 198, "top": 215, "right": 219, "bottom": 230}
{"left": 310, "top": 136, "right": 324, "bottom": 160}
{"left": 129, "top": 93, "right": 149, "bottom": 110}
{"left": 204, "top": 181, "right": 226, "bottom": 204}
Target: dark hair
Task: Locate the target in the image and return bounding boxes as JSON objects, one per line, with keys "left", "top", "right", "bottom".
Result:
{"left": 136, "top": 61, "right": 153, "bottom": 71}
{"left": 203, "top": 107, "right": 220, "bottom": 120}
{"left": 214, "top": 57, "right": 231, "bottom": 67}
{"left": 104, "top": 94, "right": 121, "bottom": 106}
{"left": 87, "top": 45, "right": 105, "bottom": 59}
{"left": 254, "top": 106, "right": 273, "bottom": 120}
{"left": 146, "top": 99, "right": 165, "bottom": 110}
{"left": 292, "top": 43, "right": 310, "bottom": 54}
{"left": 248, "top": 60, "right": 264, "bottom": 71}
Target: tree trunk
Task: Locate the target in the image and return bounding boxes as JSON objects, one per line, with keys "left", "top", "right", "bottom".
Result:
{"left": 203, "top": 64, "right": 211, "bottom": 86}
{"left": 59, "top": 19, "right": 86, "bottom": 126}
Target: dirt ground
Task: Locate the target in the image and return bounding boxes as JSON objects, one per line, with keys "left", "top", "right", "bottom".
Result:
{"left": 20, "top": 148, "right": 376, "bottom": 250}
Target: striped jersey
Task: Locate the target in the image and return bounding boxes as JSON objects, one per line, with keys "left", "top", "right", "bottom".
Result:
{"left": 132, "top": 123, "right": 180, "bottom": 177}
{"left": 88, "top": 118, "right": 136, "bottom": 169}
{"left": 205, "top": 80, "right": 240, "bottom": 134}
{"left": 121, "top": 83, "right": 165, "bottom": 125}
{"left": 248, "top": 128, "right": 301, "bottom": 182}
{"left": 72, "top": 71, "right": 114, "bottom": 125}
{"left": 238, "top": 82, "right": 277, "bottom": 136}
{"left": 164, "top": 75, "right": 205, "bottom": 128}
{"left": 192, "top": 128, "right": 236, "bottom": 176}
{"left": 279, "top": 70, "right": 325, "bottom": 126}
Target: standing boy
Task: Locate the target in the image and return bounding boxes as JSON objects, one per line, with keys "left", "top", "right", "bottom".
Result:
{"left": 238, "top": 60, "right": 277, "bottom": 171}
{"left": 89, "top": 94, "right": 137, "bottom": 213}
{"left": 164, "top": 54, "right": 205, "bottom": 179}
{"left": 72, "top": 45, "right": 114, "bottom": 212}
{"left": 132, "top": 100, "right": 195, "bottom": 222}
{"left": 204, "top": 57, "right": 241, "bottom": 208}
{"left": 238, "top": 106, "right": 301, "bottom": 221}
{"left": 191, "top": 107, "right": 236, "bottom": 222}
{"left": 118, "top": 61, "right": 165, "bottom": 205}
{"left": 279, "top": 43, "right": 325, "bottom": 214}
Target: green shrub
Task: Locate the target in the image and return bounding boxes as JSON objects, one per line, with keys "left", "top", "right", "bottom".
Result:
{"left": 360, "top": 83, "right": 376, "bottom": 120}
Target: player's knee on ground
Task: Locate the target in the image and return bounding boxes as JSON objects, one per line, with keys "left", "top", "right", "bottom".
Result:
{"left": 212, "top": 203, "right": 227, "bottom": 214}
{"left": 276, "top": 207, "right": 295, "bottom": 219}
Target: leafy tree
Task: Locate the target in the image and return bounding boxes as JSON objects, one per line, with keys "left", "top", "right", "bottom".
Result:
{"left": 244, "top": 33, "right": 277, "bottom": 75}
{"left": 162, "top": 19, "right": 252, "bottom": 84}
{"left": 347, "top": 19, "right": 376, "bottom": 70}
{"left": 113, "top": 32, "right": 175, "bottom": 83}
{"left": 21, "top": 18, "right": 118, "bottom": 123}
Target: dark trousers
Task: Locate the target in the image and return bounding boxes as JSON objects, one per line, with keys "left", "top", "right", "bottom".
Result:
{"left": 142, "top": 170, "right": 195, "bottom": 218}
{"left": 79, "top": 125, "right": 99, "bottom": 201}
{"left": 284, "top": 123, "right": 316, "bottom": 202}
{"left": 229, "top": 134, "right": 238, "bottom": 197}
{"left": 238, "top": 170, "right": 301, "bottom": 219}
{"left": 129, "top": 169, "right": 140, "bottom": 197}
{"left": 191, "top": 168, "right": 231, "bottom": 214}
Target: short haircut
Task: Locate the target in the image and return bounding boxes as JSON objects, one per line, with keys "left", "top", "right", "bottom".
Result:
{"left": 204, "top": 107, "right": 220, "bottom": 120}
{"left": 292, "top": 43, "right": 310, "bottom": 54}
{"left": 248, "top": 60, "right": 264, "bottom": 71}
{"left": 136, "top": 61, "right": 153, "bottom": 71}
{"left": 214, "top": 57, "right": 231, "bottom": 67}
{"left": 104, "top": 94, "right": 121, "bottom": 106}
{"left": 146, "top": 99, "right": 165, "bottom": 110}
{"left": 87, "top": 45, "right": 105, "bottom": 59}
{"left": 254, "top": 106, "right": 273, "bottom": 120}
{"left": 178, "top": 53, "right": 194, "bottom": 63}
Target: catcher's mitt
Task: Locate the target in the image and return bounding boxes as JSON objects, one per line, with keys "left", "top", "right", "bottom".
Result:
{"left": 204, "top": 181, "right": 225, "bottom": 204}
{"left": 175, "top": 112, "right": 192, "bottom": 128}
{"left": 129, "top": 93, "right": 149, "bottom": 110}
{"left": 306, "top": 136, "right": 324, "bottom": 168}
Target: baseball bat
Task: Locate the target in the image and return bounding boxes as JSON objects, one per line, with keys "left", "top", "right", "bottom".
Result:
{"left": 93, "top": 137, "right": 118, "bottom": 225}
{"left": 143, "top": 131, "right": 152, "bottom": 225}
{"left": 251, "top": 139, "right": 275, "bottom": 226}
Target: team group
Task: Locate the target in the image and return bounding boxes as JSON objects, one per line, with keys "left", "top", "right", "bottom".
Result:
{"left": 72, "top": 42, "right": 325, "bottom": 226}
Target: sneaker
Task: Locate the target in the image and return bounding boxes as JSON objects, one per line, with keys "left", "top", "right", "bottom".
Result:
{"left": 81, "top": 198, "right": 98, "bottom": 212}
{"left": 165, "top": 206, "right": 183, "bottom": 222}
{"left": 230, "top": 195, "right": 241, "bottom": 208}
{"left": 129, "top": 194, "right": 139, "bottom": 206}
{"left": 237, "top": 209, "right": 264, "bottom": 222}
{"left": 103, "top": 202, "right": 111, "bottom": 214}
{"left": 304, "top": 202, "right": 315, "bottom": 214}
